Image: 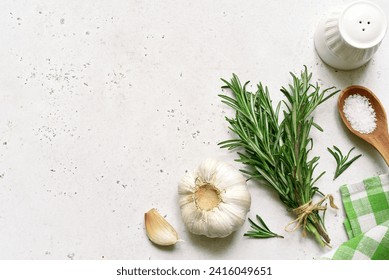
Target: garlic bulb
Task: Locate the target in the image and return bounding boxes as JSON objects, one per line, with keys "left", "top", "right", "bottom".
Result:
{"left": 145, "top": 208, "right": 179, "bottom": 246}
{"left": 178, "top": 159, "right": 251, "bottom": 238}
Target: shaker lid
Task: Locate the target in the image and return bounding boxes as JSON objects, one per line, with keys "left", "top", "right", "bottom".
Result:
{"left": 339, "top": 0, "right": 387, "bottom": 49}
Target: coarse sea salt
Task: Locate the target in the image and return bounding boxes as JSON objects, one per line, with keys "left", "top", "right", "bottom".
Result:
{"left": 343, "top": 94, "right": 377, "bottom": 134}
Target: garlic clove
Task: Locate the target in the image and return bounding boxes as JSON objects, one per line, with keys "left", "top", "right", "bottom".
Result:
{"left": 145, "top": 208, "right": 179, "bottom": 246}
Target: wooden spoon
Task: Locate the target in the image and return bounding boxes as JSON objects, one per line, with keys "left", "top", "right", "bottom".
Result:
{"left": 338, "top": 85, "right": 389, "bottom": 166}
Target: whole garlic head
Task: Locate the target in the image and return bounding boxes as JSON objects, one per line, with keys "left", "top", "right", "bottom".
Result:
{"left": 178, "top": 159, "right": 251, "bottom": 238}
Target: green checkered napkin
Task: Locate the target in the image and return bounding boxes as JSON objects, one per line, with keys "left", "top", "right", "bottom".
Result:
{"left": 323, "top": 174, "right": 389, "bottom": 260}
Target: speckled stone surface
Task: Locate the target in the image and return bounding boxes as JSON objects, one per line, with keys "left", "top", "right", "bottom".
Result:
{"left": 0, "top": 0, "right": 388, "bottom": 259}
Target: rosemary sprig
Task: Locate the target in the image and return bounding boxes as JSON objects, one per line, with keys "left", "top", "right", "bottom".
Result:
{"left": 219, "top": 66, "right": 339, "bottom": 246}
{"left": 244, "top": 215, "right": 283, "bottom": 239}
{"left": 327, "top": 146, "right": 362, "bottom": 180}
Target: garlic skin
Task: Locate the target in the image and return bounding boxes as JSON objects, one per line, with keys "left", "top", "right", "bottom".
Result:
{"left": 145, "top": 208, "right": 179, "bottom": 246}
{"left": 178, "top": 159, "right": 251, "bottom": 238}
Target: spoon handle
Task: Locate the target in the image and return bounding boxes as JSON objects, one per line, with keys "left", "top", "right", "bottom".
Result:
{"left": 372, "top": 132, "right": 389, "bottom": 166}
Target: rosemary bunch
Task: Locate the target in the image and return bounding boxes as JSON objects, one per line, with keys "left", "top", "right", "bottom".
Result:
{"left": 219, "top": 67, "right": 339, "bottom": 246}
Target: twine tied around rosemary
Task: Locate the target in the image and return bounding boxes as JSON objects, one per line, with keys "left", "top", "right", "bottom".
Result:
{"left": 284, "top": 194, "right": 338, "bottom": 237}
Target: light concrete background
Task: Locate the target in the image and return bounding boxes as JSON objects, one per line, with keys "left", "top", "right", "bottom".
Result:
{"left": 0, "top": 0, "right": 388, "bottom": 259}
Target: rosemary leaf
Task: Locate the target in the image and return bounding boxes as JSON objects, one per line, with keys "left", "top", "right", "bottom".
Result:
{"left": 244, "top": 215, "right": 284, "bottom": 239}
{"left": 328, "top": 146, "right": 362, "bottom": 180}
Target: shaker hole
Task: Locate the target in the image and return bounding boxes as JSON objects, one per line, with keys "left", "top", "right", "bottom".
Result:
{"left": 359, "top": 21, "right": 362, "bottom": 24}
{"left": 362, "top": 28, "right": 365, "bottom": 31}
{"left": 368, "top": 21, "right": 371, "bottom": 24}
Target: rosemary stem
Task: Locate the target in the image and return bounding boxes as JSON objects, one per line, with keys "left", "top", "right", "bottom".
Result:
{"left": 306, "top": 221, "right": 326, "bottom": 247}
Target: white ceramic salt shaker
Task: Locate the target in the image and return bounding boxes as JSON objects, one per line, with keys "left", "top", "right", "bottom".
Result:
{"left": 314, "top": 0, "right": 387, "bottom": 70}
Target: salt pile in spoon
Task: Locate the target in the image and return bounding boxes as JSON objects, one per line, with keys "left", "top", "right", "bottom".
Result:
{"left": 343, "top": 94, "right": 377, "bottom": 134}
